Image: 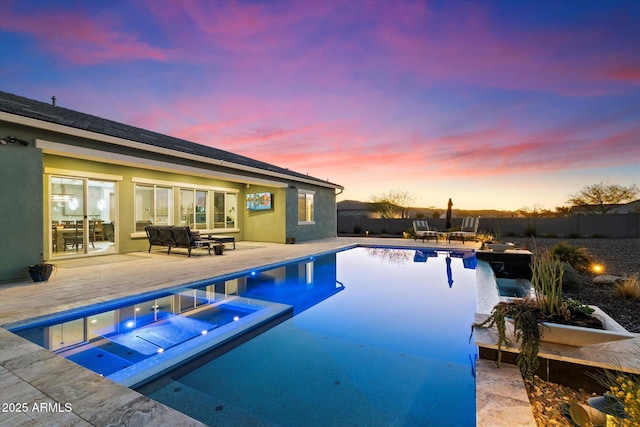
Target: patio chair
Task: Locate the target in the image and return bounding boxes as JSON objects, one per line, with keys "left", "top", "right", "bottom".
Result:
{"left": 413, "top": 220, "right": 439, "bottom": 242}
{"left": 63, "top": 220, "right": 83, "bottom": 251}
{"left": 103, "top": 222, "right": 115, "bottom": 242}
{"left": 448, "top": 217, "right": 479, "bottom": 244}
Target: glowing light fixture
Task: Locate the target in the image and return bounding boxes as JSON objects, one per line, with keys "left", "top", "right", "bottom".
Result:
{"left": 67, "top": 198, "right": 79, "bottom": 210}
{"left": 233, "top": 316, "right": 240, "bottom": 321}
{"left": 591, "top": 264, "right": 604, "bottom": 274}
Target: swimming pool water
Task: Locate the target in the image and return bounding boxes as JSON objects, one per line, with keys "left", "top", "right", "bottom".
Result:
{"left": 138, "top": 247, "right": 479, "bottom": 426}
{"left": 10, "top": 286, "right": 291, "bottom": 386}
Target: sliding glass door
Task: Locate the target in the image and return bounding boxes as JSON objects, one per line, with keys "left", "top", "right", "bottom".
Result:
{"left": 50, "top": 176, "right": 117, "bottom": 257}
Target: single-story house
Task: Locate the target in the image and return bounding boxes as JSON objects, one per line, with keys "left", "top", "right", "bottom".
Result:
{"left": 569, "top": 199, "right": 640, "bottom": 215}
{"left": 336, "top": 200, "right": 379, "bottom": 218}
{"left": 0, "top": 91, "right": 343, "bottom": 282}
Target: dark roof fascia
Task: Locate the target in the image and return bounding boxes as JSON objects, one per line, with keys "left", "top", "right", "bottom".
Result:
{"left": 0, "top": 91, "right": 343, "bottom": 190}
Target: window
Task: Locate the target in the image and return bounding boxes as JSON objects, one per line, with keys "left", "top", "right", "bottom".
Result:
{"left": 225, "top": 193, "right": 237, "bottom": 228}
{"left": 212, "top": 191, "right": 237, "bottom": 229}
{"left": 133, "top": 178, "right": 238, "bottom": 231}
{"left": 180, "top": 189, "right": 207, "bottom": 230}
{"left": 298, "top": 190, "right": 315, "bottom": 223}
{"left": 135, "top": 185, "right": 173, "bottom": 230}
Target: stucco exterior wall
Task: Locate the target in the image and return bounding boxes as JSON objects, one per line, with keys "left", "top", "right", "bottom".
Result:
{"left": 286, "top": 185, "right": 337, "bottom": 242}
{"left": 243, "top": 186, "right": 286, "bottom": 243}
{"left": 0, "top": 134, "right": 43, "bottom": 281}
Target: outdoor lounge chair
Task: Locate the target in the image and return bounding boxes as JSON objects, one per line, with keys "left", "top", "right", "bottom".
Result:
{"left": 448, "top": 217, "right": 479, "bottom": 244}
{"left": 413, "top": 220, "right": 439, "bottom": 242}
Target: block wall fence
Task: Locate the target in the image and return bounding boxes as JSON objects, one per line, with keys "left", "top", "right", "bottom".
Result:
{"left": 337, "top": 213, "right": 640, "bottom": 238}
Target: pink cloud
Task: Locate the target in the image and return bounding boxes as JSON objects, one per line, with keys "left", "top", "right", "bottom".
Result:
{"left": 366, "top": 2, "right": 639, "bottom": 96}
{"left": 601, "top": 65, "right": 640, "bottom": 84}
{"left": 0, "top": 8, "right": 172, "bottom": 65}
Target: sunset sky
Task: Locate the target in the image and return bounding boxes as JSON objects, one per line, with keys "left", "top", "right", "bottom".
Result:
{"left": 1, "top": 0, "right": 638, "bottom": 210}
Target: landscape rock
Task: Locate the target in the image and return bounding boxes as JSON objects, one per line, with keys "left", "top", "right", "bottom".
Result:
{"left": 592, "top": 274, "right": 623, "bottom": 285}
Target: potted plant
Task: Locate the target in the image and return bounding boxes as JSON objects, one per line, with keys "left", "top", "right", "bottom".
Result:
{"left": 28, "top": 253, "right": 55, "bottom": 282}
{"left": 471, "top": 250, "right": 632, "bottom": 380}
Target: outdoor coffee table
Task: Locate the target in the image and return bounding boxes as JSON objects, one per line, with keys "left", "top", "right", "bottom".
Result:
{"left": 207, "top": 235, "right": 235, "bottom": 250}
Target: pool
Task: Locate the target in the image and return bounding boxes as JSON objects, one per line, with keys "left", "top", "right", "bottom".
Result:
{"left": 140, "top": 247, "right": 480, "bottom": 426}
{"left": 9, "top": 246, "right": 481, "bottom": 426}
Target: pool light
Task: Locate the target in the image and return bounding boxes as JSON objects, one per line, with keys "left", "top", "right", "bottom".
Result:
{"left": 157, "top": 348, "right": 164, "bottom": 354}
{"left": 201, "top": 330, "right": 208, "bottom": 335}
{"left": 125, "top": 321, "right": 135, "bottom": 328}
{"left": 233, "top": 316, "right": 240, "bottom": 321}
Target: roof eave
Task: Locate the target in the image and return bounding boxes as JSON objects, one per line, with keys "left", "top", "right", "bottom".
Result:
{"left": 0, "top": 111, "right": 344, "bottom": 191}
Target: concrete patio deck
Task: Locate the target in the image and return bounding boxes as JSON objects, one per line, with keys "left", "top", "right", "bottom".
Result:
{"left": 1, "top": 237, "right": 636, "bottom": 426}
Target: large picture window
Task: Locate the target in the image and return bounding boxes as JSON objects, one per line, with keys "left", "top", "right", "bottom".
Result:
{"left": 298, "top": 190, "right": 315, "bottom": 223}
{"left": 133, "top": 179, "right": 238, "bottom": 232}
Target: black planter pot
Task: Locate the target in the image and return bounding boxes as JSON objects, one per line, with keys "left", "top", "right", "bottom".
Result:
{"left": 214, "top": 245, "right": 224, "bottom": 255}
{"left": 28, "top": 264, "right": 54, "bottom": 282}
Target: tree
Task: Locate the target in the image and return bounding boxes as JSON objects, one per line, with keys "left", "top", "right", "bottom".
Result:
{"left": 567, "top": 182, "right": 638, "bottom": 214}
{"left": 553, "top": 206, "right": 572, "bottom": 217}
{"left": 369, "top": 189, "right": 416, "bottom": 218}
{"left": 516, "top": 204, "right": 558, "bottom": 218}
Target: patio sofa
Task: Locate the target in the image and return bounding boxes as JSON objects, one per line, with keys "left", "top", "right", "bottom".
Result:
{"left": 144, "top": 225, "right": 223, "bottom": 257}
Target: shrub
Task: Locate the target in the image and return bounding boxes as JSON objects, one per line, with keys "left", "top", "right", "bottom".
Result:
{"left": 404, "top": 228, "right": 416, "bottom": 239}
{"left": 561, "top": 263, "right": 583, "bottom": 289}
{"left": 616, "top": 274, "right": 640, "bottom": 301}
{"left": 549, "top": 241, "right": 592, "bottom": 272}
{"left": 591, "top": 356, "right": 640, "bottom": 427}
{"left": 531, "top": 252, "right": 564, "bottom": 316}
{"left": 476, "top": 231, "right": 494, "bottom": 244}
{"left": 524, "top": 226, "right": 537, "bottom": 237}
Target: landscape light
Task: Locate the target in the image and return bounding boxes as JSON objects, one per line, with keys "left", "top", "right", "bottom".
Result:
{"left": 591, "top": 264, "right": 604, "bottom": 274}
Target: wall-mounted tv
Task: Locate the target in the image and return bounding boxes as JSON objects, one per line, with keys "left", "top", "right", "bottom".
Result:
{"left": 246, "top": 192, "right": 273, "bottom": 211}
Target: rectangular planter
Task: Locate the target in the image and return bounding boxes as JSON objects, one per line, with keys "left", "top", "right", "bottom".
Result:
{"left": 509, "top": 306, "right": 634, "bottom": 347}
